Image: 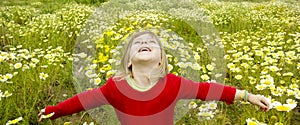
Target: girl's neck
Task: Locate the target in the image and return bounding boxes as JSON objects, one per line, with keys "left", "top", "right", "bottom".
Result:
{"left": 131, "top": 63, "right": 159, "bottom": 87}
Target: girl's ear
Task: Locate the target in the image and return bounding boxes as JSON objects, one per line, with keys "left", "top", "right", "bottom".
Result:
{"left": 128, "top": 62, "right": 132, "bottom": 68}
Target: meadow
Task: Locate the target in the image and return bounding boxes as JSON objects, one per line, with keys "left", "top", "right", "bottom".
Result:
{"left": 0, "top": 0, "right": 299, "bottom": 124}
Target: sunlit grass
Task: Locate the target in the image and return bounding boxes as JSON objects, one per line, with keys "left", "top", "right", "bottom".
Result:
{"left": 0, "top": 0, "right": 299, "bottom": 124}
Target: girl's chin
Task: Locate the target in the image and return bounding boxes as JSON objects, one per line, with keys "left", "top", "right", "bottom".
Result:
{"left": 132, "top": 56, "right": 157, "bottom": 62}
{"left": 134, "top": 57, "right": 153, "bottom": 62}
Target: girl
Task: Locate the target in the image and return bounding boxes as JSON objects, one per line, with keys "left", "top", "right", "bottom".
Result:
{"left": 39, "top": 31, "right": 269, "bottom": 125}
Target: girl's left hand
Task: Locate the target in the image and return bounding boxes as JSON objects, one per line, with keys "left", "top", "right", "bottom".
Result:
{"left": 248, "top": 94, "right": 269, "bottom": 111}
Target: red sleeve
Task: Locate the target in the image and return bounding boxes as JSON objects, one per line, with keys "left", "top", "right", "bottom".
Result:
{"left": 197, "top": 82, "right": 236, "bottom": 105}
{"left": 178, "top": 76, "right": 236, "bottom": 105}
{"left": 45, "top": 96, "right": 84, "bottom": 120}
{"left": 45, "top": 80, "right": 111, "bottom": 120}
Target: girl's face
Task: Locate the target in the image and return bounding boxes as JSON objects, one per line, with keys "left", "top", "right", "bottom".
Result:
{"left": 130, "top": 33, "right": 161, "bottom": 65}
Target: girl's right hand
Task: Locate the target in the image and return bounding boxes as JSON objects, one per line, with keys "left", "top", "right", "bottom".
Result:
{"left": 38, "top": 108, "right": 55, "bottom": 122}
{"left": 38, "top": 108, "right": 46, "bottom": 122}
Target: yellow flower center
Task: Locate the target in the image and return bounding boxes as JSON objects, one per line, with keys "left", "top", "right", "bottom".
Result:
{"left": 275, "top": 105, "right": 291, "bottom": 111}
{"left": 248, "top": 121, "right": 258, "bottom": 125}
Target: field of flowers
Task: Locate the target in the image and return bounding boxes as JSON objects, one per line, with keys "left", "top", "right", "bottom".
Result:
{"left": 0, "top": 0, "right": 299, "bottom": 125}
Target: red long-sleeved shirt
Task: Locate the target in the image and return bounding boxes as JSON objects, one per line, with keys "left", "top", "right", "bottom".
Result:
{"left": 45, "top": 74, "right": 236, "bottom": 125}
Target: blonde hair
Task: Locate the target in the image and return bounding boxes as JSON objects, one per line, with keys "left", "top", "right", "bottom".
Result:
{"left": 114, "top": 31, "right": 169, "bottom": 80}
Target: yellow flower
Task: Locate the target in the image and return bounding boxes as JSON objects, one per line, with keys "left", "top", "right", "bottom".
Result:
{"left": 286, "top": 89, "right": 295, "bottom": 96}
{"left": 90, "top": 64, "right": 97, "bottom": 69}
{"left": 276, "top": 72, "right": 281, "bottom": 76}
{"left": 83, "top": 122, "right": 95, "bottom": 125}
{"left": 6, "top": 117, "right": 23, "bottom": 125}
{"left": 289, "top": 84, "right": 298, "bottom": 90}
{"left": 97, "top": 53, "right": 109, "bottom": 63}
{"left": 295, "top": 91, "right": 300, "bottom": 99}
{"left": 274, "top": 122, "right": 283, "bottom": 125}
{"left": 255, "top": 50, "right": 263, "bottom": 56}
{"left": 271, "top": 89, "right": 282, "bottom": 96}
{"left": 215, "top": 73, "right": 223, "bottom": 78}
{"left": 188, "top": 101, "right": 197, "bottom": 109}
{"left": 275, "top": 104, "right": 292, "bottom": 112}
{"left": 4, "top": 91, "right": 12, "bottom": 97}
{"left": 207, "top": 102, "right": 218, "bottom": 110}
{"left": 285, "top": 51, "right": 295, "bottom": 57}
{"left": 198, "top": 104, "right": 209, "bottom": 112}
{"left": 44, "top": 54, "right": 52, "bottom": 59}
{"left": 194, "top": 54, "right": 200, "bottom": 60}
{"left": 277, "top": 51, "right": 285, "bottom": 57}
{"left": 279, "top": 80, "right": 285, "bottom": 84}
{"left": 132, "top": 21, "right": 138, "bottom": 26}
{"left": 41, "top": 112, "right": 55, "bottom": 119}
{"left": 104, "top": 30, "right": 114, "bottom": 37}
{"left": 39, "top": 72, "right": 49, "bottom": 80}
{"left": 85, "top": 70, "right": 97, "bottom": 78}
{"left": 261, "top": 79, "right": 272, "bottom": 85}
{"left": 270, "top": 115, "right": 278, "bottom": 122}
{"left": 241, "top": 63, "right": 249, "bottom": 68}
{"left": 192, "top": 63, "right": 201, "bottom": 70}
{"left": 231, "top": 67, "right": 241, "bottom": 73}
{"left": 0, "top": 55, "right": 4, "bottom": 62}
{"left": 14, "top": 62, "right": 22, "bottom": 69}
{"left": 246, "top": 118, "right": 259, "bottom": 125}
{"left": 241, "top": 54, "right": 249, "bottom": 60}
{"left": 269, "top": 66, "right": 279, "bottom": 72}
{"left": 227, "top": 63, "right": 235, "bottom": 69}
{"left": 106, "top": 70, "right": 116, "bottom": 79}
{"left": 283, "top": 72, "right": 293, "bottom": 77}
{"left": 4, "top": 74, "right": 13, "bottom": 80}
{"left": 177, "top": 62, "right": 187, "bottom": 68}
{"left": 167, "top": 64, "right": 173, "bottom": 71}
{"left": 250, "top": 79, "right": 256, "bottom": 85}
{"left": 31, "top": 58, "right": 40, "bottom": 63}
{"left": 63, "top": 122, "right": 72, "bottom": 125}
{"left": 243, "top": 46, "right": 250, "bottom": 52}
{"left": 224, "top": 55, "right": 231, "bottom": 60}
{"left": 286, "top": 99, "right": 297, "bottom": 109}
{"left": 94, "top": 78, "right": 101, "bottom": 85}
{"left": 0, "top": 90, "right": 13, "bottom": 99}
{"left": 206, "top": 64, "right": 214, "bottom": 71}
{"left": 198, "top": 111, "right": 214, "bottom": 119}
{"left": 201, "top": 74, "right": 210, "bottom": 81}
{"left": 260, "top": 76, "right": 274, "bottom": 86}
{"left": 235, "top": 75, "right": 243, "bottom": 80}
{"left": 0, "top": 75, "right": 8, "bottom": 82}
{"left": 255, "top": 84, "right": 266, "bottom": 91}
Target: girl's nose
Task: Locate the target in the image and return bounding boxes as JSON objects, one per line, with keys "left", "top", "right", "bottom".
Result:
{"left": 141, "top": 41, "right": 148, "bottom": 44}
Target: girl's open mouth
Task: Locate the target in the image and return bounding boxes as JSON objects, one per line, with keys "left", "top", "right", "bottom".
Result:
{"left": 138, "top": 47, "right": 151, "bottom": 52}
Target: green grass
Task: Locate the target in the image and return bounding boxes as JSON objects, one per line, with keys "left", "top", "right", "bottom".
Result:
{"left": 0, "top": 0, "right": 299, "bottom": 124}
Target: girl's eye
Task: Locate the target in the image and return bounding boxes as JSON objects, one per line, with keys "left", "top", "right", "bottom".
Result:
{"left": 150, "top": 41, "right": 156, "bottom": 43}
{"left": 134, "top": 41, "right": 140, "bottom": 44}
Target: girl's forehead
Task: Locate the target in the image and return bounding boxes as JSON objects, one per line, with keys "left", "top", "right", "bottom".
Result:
{"left": 134, "top": 33, "right": 155, "bottom": 40}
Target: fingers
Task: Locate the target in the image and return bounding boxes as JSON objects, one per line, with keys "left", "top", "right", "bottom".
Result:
{"left": 261, "top": 98, "right": 269, "bottom": 107}
{"left": 38, "top": 117, "right": 43, "bottom": 122}
{"left": 248, "top": 94, "right": 270, "bottom": 111}
{"left": 257, "top": 101, "right": 268, "bottom": 109}
{"left": 38, "top": 112, "right": 44, "bottom": 122}
{"left": 255, "top": 95, "right": 269, "bottom": 111}
{"left": 38, "top": 108, "right": 45, "bottom": 122}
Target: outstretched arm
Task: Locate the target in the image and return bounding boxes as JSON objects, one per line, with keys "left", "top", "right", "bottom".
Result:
{"left": 38, "top": 82, "right": 110, "bottom": 121}
{"left": 38, "top": 95, "right": 84, "bottom": 121}
{"left": 178, "top": 75, "right": 270, "bottom": 109}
